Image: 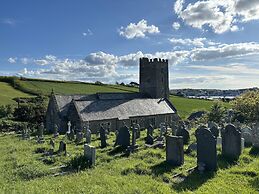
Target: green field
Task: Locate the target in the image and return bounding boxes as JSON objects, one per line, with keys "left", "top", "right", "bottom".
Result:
{"left": 16, "top": 80, "right": 138, "bottom": 96}
{"left": 0, "top": 82, "right": 32, "bottom": 106}
{"left": 0, "top": 130, "right": 258, "bottom": 193}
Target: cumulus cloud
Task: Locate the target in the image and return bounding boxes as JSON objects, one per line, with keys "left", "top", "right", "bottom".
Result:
{"left": 82, "top": 29, "right": 93, "bottom": 36}
{"left": 119, "top": 19, "right": 160, "bottom": 39}
{"left": 174, "top": 0, "right": 259, "bottom": 34}
{"left": 8, "top": 57, "right": 17, "bottom": 63}
{"left": 172, "top": 22, "right": 181, "bottom": 30}
{"left": 190, "top": 42, "right": 259, "bottom": 61}
{"left": 169, "top": 37, "right": 207, "bottom": 47}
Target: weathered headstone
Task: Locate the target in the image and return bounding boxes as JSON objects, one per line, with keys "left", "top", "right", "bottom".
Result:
{"left": 208, "top": 122, "right": 219, "bottom": 138}
{"left": 147, "top": 124, "right": 154, "bottom": 137}
{"left": 37, "top": 123, "right": 45, "bottom": 143}
{"left": 100, "top": 126, "right": 107, "bottom": 148}
{"left": 157, "top": 123, "right": 166, "bottom": 141}
{"left": 49, "top": 139, "right": 55, "bottom": 155}
{"left": 195, "top": 126, "right": 217, "bottom": 171}
{"left": 58, "top": 141, "right": 67, "bottom": 154}
{"left": 222, "top": 124, "right": 242, "bottom": 160}
{"left": 166, "top": 136, "right": 184, "bottom": 166}
{"left": 145, "top": 134, "right": 154, "bottom": 145}
{"left": 75, "top": 131, "right": 83, "bottom": 144}
{"left": 85, "top": 128, "right": 91, "bottom": 144}
{"left": 252, "top": 122, "right": 259, "bottom": 148}
{"left": 176, "top": 122, "right": 190, "bottom": 145}
{"left": 241, "top": 126, "right": 253, "bottom": 146}
{"left": 114, "top": 126, "right": 130, "bottom": 148}
{"left": 134, "top": 124, "right": 141, "bottom": 139}
{"left": 53, "top": 124, "right": 59, "bottom": 138}
{"left": 84, "top": 144, "right": 96, "bottom": 166}
{"left": 22, "top": 124, "right": 30, "bottom": 140}
{"left": 68, "top": 129, "right": 75, "bottom": 140}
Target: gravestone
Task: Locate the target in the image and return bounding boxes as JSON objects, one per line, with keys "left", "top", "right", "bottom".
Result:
{"left": 132, "top": 127, "right": 137, "bottom": 146}
{"left": 75, "top": 131, "right": 83, "bottom": 144}
{"left": 195, "top": 126, "right": 217, "bottom": 171}
{"left": 114, "top": 126, "right": 130, "bottom": 148}
{"left": 222, "top": 124, "right": 242, "bottom": 160}
{"left": 58, "top": 141, "right": 66, "bottom": 154}
{"left": 49, "top": 139, "right": 55, "bottom": 155}
{"left": 208, "top": 122, "right": 219, "bottom": 138}
{"left": 22, "top": 124, "right": 30, "bottom": 140}
{"left": 241, "top": 126, "right": 253, "bottom": 146}
{"left": 84, "top": 144, "right": 96, "bottom": 166}
{"left": 147, "top": 124, "right": 154, "bottom": 137}
{"left": 68, "top": 129, "right": 75, "bottom": 141}
{"left": 145, "top": 134, "right": 154, "bottom": 145}
{"left": 176, "top": 123, "right": 190, "bottom": 145}
{"left": 85, "top": 128, "right": 91, "bottom": 144}
{"left": 100, "top": 126, "right": 107, "bottom": 148}
{"left": 37, "top": 123, "right": 45, "bottom": 143}
{"left": 53, "top": 124, "right": 59, "bottom": 138}
{"left": 252, "top": 123, "right": 259, "bottom": 148}
{"left": 166, "top": 136, "right": 184, "bottom": 166}
{"left": 186, "top": 142, "right": 197, "bottom": 153}
{"left": 157, "top": 123, "right": 166, "bottom": 141}
{"left": 134, "top": 124, "right": 141, "bottom": 139}
{"left": 67, "top": 121, "right": 71, "bottom": 133}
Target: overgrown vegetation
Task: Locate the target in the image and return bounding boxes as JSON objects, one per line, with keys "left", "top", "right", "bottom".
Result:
{"left": 231, "top": 91, "right": 259, "bottom": 123}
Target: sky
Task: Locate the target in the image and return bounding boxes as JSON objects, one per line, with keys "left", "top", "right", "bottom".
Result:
{"left": 1, "top": 0, "right": 259, "bottom": 89}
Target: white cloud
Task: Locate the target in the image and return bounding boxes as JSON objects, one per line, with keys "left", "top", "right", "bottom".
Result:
{"left": 172, "top": 22, "right": 181, "bottom": 30}
{"left": 190, "top": 42, "right": 259, "bottom": 61}
{"left": 174, "top": 0, "right": 259, "bottom": 34}
{"left": 8, "top": 57, "right": 17, "bottom": 63}
{"left": 174, "top": 0, "right": 185, "bottom": 14}
{"left": 119, "top": 19, "right": 160, "bottom": 39}
{"left": 20, "top": 57, "right": 30, "bottom": 65}
{"left": 82, "top": 29, "right": 93, "bottom": 37}
{"left": 1, "top": 18, "right": 16, "bottom": 26}
{"left": 169, "top": 37, "right": 207, "bottom": 47}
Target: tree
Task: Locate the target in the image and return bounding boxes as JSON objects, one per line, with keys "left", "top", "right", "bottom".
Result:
{"left": 207, "top": 101, "right": 226, "bottom": 123}
{"left": 231, "top": 91, "right": 259, "bottom": 122}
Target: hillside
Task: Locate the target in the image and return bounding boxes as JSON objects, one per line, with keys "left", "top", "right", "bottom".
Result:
{"left": 0, "top": 82, "right": 32, "bottom": 105}
{"left": 0, "top": 77, "right": 229, "bottom": 118}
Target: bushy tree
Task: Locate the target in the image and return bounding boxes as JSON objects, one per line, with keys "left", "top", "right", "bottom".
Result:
{"left": 207, "top": 101, "right": 226, "bottom": 123}
{"left": 0, "top": 104, "right": 14, "bottom": 119}
{"left": 231, "top": 91, "right": 259, "bottom": 122}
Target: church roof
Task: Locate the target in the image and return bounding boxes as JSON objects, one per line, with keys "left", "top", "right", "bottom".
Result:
{"left": 53, "top": 93, "right": 176, "bottom": 121}
{"left": 73, "top": 98, "right": 176, "bottom": 121}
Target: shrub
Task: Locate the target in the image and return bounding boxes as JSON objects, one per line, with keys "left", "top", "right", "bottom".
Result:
{"left": 207, "top": 101, "right": 226, "bottom": 123}
{"left": 0, "top": 120, "right": 28, "bottom": 132}
{"left": 0, "top": 104, "right": 14, "bottom": 119}
{"left": 231, "top": 91, "right": 259, "bottom": 123}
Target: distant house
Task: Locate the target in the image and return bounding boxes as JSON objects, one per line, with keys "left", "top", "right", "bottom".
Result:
{"left": 46, "top": 58, "right": 179, "bottom": 133}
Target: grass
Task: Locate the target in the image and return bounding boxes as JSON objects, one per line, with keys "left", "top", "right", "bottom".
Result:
{"left": 170, "top": 96, "right": 230, "bottom": 119}
{"left": 0, "top": 129, "right": 259, "bottom": 193}
{"left": 15, "top": 80, "right": 138, "bottom": 96}
{"left": 0, "top": 82, "right": 32, "bottom": 106}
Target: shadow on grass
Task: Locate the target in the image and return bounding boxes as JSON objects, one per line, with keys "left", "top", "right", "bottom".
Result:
{"left": 250, "top": 175, "right": 259, "bottom": 190}
{"left": 249, "top": 147, "right": 259, "bottom": 156}
{"left": 151, "top": 161, "right": 178, "bottom": 176}
{"left": 217, "top": 154, "right": 238, "bottom": 169}
{"left": 108, "top": 146, "right": 127, "bottom": 156}
{"left": 173, "top": 169, "right": 215, "bottom": 192}
{"left": 65, "top": 154, "right": 91, "bottom": 172}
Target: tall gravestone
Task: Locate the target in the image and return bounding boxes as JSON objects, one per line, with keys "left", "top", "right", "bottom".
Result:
{"left": 58, "top": 141, "right": 67, "bottom": 155}
{"left": 166, "top": 136, "right": 184, "bottom": 166}
{"left": 252, "top": 122, "right": 259, "bottom": 148}
{"left": 134, "top": 124, "right": 141, "bottom": 139}
{"left": 53, "top": 124, "right": 59, "bottom": 138}
{"left": 195, "top": 126, "right": 217, "bottom": 171}
{"left": 147, "top": 124, "right": 154, "bottom": 137}
{"left": 37, "top": 122, "right": 45, "bottom": 143}
{"left": 241, "top": 126, "right": 253, "bottom": 146}
{"left": 85, "top": 128, "right": 92, "bottom": 144}
{"left": 100, "top": 126, "right": 107, "bottom": 148}
{"left": 115, "top": 126, "right": 130, "bottom": 148}
{"left": 222, "top": 124, "right": 242, "bottom": 160}
{"left": 84, "top": 144, "right": 96, "bottom": 166}
{"left": 176, "top": 122, "right": 190, "bottom": 145}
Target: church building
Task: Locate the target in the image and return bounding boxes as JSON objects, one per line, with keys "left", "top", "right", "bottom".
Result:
{"left": 45, "top": 58, "right": 179, "bottom": 133}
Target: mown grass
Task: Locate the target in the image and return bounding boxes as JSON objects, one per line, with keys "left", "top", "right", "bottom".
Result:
{"left": 0, "top": 128, "right": 259, "bottom": 193}
{"left": 0, "top": 82, "right": 32, "bottom": 105}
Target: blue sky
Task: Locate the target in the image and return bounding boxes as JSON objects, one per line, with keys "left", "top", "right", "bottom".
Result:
{"left": 1, "top": 0, "right": 259, "bottom": 89}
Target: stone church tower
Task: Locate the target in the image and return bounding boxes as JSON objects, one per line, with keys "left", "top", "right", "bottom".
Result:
{"left": 139, "top": 57, "right": 169, "bottom": 99}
